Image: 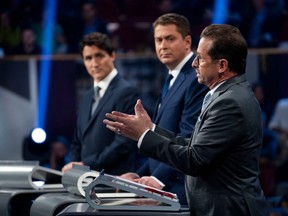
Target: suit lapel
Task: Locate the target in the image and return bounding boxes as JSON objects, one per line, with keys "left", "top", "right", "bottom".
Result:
{"left": 155, "top": 71, "right": 186, "bottom": 123}
{"left": 199, "top": 74, "right": 246, "bottom": 118}
{"left": 82, "top": 90, "right": 95, "bottom": 133}
{"left": 199, "top": 91, "right": 218, "bottom": 117}
{"left": 155, "top": 56, "right": 194, "bottom": 123}
{"left": 89, "top": 75, "right": 119, "bottom": 116}
{"left": 93, "top": 84, "right": 113, "bottom": 116}
{"left": 83, "top": 75, "right": 120, "bottom": 134}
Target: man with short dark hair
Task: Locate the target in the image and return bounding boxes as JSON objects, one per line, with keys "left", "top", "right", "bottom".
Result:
{"left": 104, "top": 24, "right": 269, "bottom": 215}
{"left": 62, "top": 32, "right": 139, "bottom": 175}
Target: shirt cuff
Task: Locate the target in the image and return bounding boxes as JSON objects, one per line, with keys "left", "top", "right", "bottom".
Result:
{"left": 137, "top": 124, "right": 156, "bottom": 148}
{"left": 150, "top": 176, "right": 165, "bottom": 189}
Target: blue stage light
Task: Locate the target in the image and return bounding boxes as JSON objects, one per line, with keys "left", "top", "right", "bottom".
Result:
{"left": 37, "top": 0, "right": 57, "bottom": 130}
{"left": 213, "top": 0, "right": 229, "bottom": 24}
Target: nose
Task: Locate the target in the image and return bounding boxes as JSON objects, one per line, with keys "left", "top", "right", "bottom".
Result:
{"left": 92, "top": 57, "right": 99, "bottom": 67}
{"left": 192, "top": 58, "right": 198, "bottom": 69}
{"left": 158, "top": 40, "right": 168, "bottom": 49}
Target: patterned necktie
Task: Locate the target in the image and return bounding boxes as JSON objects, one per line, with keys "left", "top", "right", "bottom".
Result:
{"left": 161, "top": 74, "right": 173, "bottom": 102}
{"left": 201, "top": 91, "right": 211, "bottom": 111}
{"left": 91, "top": 86, "right": 101, "bottom": 116}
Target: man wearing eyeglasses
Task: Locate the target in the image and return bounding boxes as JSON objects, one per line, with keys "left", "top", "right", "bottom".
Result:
{"left": 104, "top": 24, "right": 269, "bottom": 216}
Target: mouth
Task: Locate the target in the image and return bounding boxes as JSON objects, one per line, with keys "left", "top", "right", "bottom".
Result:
{"left": 91, "top": 69, "right": 101, "bottom": 74}
{"left": 160, "top": 53, "right": 172, "bottom": 58}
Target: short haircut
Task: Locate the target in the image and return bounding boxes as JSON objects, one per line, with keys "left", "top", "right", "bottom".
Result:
{"left": 79, "top": 32, "right": 114, "bottom": 56}
{"left": 153, "top": 13, "right": 190, "bottom": 38}
{"left": 200, "top": 24, "right": 247, "bottom": 74}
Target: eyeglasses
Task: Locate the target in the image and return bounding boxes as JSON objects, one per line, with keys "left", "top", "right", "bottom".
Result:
{"left": 194, "top": 55, "right": 203, "bottom": 65}
{"left": 194, "top": 54, "right": 220, "bottom": 66}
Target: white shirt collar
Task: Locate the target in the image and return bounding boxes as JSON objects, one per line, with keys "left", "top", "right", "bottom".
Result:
{"left": 168, "top": 52, "right": 193, "bottom": 87}
{"left": 210, "top": 81, "right": 226, "bottom": 95}
{"left": 93, "top": 68, "right": 118, "bottom": 97}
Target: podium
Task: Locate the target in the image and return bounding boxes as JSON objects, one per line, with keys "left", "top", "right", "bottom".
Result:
{"left": 30, "top": 165, "right": 113, "bottom": 216}
{"left": 30, "top": 167, "right": 190, "bottom": 216}
{"left": 0, "top": 162, "right": 191, "bottom": 216}
{"left": 0, "top": 161, "right": 65, "bottom": 216}
{"left": 84, "top": 170, "right": 182, "bottom": 211}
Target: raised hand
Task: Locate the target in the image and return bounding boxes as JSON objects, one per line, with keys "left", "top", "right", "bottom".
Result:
{"left": 103, "top": 99, "right": 153, "bottom": 140}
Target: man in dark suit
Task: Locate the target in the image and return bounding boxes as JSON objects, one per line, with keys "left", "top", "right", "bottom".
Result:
{"left": 104, "top": 24, "right": 269, "bottom": 215}
{"left": 62, "top": 32, "right": 139, "bottom": 175}
{"left": 119, "top": 13, "right": 208, "bottom": 205}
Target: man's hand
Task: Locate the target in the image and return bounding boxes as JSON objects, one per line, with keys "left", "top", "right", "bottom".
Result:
{"left": 103, "top": 99, "right": 153, "bottom": 140}
{"left": 61, "top": 161, "right": 84, "bottom": 173}
{"left": 119, "top": 172, "right": 140, "bottom": 181}
{"left": 120, "top": 173, "right": 163, "bottom": 189}
{"left": 134, "top": 176, "right": 163, "bottom": 189}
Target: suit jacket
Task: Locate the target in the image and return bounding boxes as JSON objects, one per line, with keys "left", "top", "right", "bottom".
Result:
{"left": 140, "top": 74, "right": 269, "bottom": 216}
{"left": 137, "top": 56, "right": 208, "bottom": 205}
{"left": 70, "top": 74, "right": 139, "bottom": 175}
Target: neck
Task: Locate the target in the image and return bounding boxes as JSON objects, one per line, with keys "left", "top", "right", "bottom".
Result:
{"left": 209, "top": 72, "right": 237, "bottom": 89}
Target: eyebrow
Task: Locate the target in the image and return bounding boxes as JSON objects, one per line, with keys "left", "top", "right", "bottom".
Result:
{"left": 155, "top": 34, "right": 175, "bottom": 39}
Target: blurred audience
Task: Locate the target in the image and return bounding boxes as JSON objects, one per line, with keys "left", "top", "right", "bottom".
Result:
{"left": 269, "top": 98, "right": 288, "bottom": 183}
{"left": 80, "top": 1, "right": 108, "bottom": 36}
{"left": 32, "top": 9, "right": 68, "bottom": 54}
{"left": 67, "top": 1, "right": 108, "bottom": 53}
{"left": 278, "top": 11, "right": 288, "bottom": 49}
{"left": 252, "top": 81, "right": 279, "bottom": 196}
{"left": 45, "top": 136, "right": 70, "bottom": 171}
{"left": 246, "top": 0, "right": 286, "bottom": 48}
{"left": 12, "top": 26, "right": 41, "bottom": 55}
{"left": 269, "top": 191, "right": 288, "bottom": 215}
{"left": 0, "top": 10, "right": 20, "bottom": 55}
{"left": 1, "top": 0, "right": 288, "bottom": 55}
{"left": 252, "top": 81, "right": 275, "bottom": 124}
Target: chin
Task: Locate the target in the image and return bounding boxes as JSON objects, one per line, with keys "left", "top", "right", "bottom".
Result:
{"left": 160, "top": 58, "right": 172, "bottom": 64}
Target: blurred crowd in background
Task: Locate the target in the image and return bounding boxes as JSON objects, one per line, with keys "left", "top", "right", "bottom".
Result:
{"left": 1, "top": 0, "right": 288, "bottom": 56}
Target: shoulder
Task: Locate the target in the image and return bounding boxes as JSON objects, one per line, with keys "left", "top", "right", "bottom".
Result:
{"left": 214, "top": 79, "right": 259, "bottom": 116}
{"left": 110, "top": 75, "right": 139, "bottom": 96}
{"left": 113, "top": 76, "right": 137, "bottom": 90}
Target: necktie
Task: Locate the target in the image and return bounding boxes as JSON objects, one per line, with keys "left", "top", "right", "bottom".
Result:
{"left": 201, "top": 91, "right": 211, "bottom": 111}
{"left": 91, "top": 86, "right": 101, "bottom": 116}
{"left": 161, "top": 74, "right": 173, "bottom": 102}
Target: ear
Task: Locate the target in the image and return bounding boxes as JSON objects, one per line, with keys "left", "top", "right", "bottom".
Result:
{"left": 111, "top": 51, "right": 116, "bottom": 61}
{"left": 184, "top": 35, "right": 192, "bottom": 50}
{"left": 218, "top": 59, "right": 228, "bottom": 73}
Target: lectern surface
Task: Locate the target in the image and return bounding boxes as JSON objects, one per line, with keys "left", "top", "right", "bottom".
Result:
{"left": 57, "top": 203, "right": 190, "bottom": 216}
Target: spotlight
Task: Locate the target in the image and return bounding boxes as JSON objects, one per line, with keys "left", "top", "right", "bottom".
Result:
{"left": 31, "top": 128, "right": 47, "bottom": 144}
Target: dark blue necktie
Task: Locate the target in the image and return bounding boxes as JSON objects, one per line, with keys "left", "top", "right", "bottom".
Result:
{"left": 161, "top": 74, "right": 173, "bottom": 102}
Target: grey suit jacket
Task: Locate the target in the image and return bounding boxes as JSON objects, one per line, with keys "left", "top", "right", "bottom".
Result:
{"left": 70, "top": 74, "right": 139, "bottom": 175}
{"left": 139, "top": 74, "right": 269, "bottom": 216}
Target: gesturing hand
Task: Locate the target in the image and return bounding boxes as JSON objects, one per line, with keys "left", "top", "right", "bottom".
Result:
{"left": 103, "top": 99, "right": 153, "bottom": 140}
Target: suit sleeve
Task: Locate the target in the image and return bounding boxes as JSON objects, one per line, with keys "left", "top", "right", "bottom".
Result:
{"left": 136, "top": 161, "right": 150, "bottom": 176}
{"left": 139, "top": 97, "right": 245, "bottom": 176}
{"left": 148, "top": 80, "right": 207, "bottom": 185}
